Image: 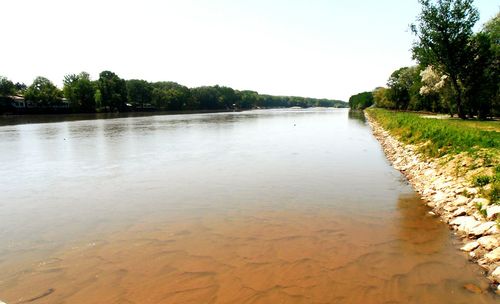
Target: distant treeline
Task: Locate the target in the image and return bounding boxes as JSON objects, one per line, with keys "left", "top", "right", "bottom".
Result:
{"left": 0, "top": 72, "right": 347, "bottom": 114}
{"left": 349, "top": 1, "right": 499, "bottom": 119}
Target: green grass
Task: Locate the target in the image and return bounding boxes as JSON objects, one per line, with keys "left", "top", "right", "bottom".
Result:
{"left": 366, "top": 109, "right": 500, "bottom": 158}
{"left": 367, "top": 108, "right": 500, "bottom": 205}
{"left": 473, "top": 175, "right": 492, "bottom": 187}
{"left": 419, "top": 114, "right": 500, "bottom": 132}
{"left": 490, "top": 166, "right": 500, "bottom": 205}
{"left": 446, "top": 120, "right": 500, "bottom": 132}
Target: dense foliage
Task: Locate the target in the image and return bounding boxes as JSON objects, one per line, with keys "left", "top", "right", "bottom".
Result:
{"left": 24, "top": 77, "right": 62, "bottom": 107}
{"left": 411, "top": 0, "right": 479, "bottom": 118}
{"left": 0, "top": 72, "right": 347, "bottom": 113}
{"left": 348, "top": 91, "right": 374, "bottom": 109}
{"left": 0, "top": 76, "right": 16, "bottom": 96}
{"left": 63, "top": 72, "right": 96, "bottom": 112}
{"left": 350, "top": 1, "right": 499, "bottom": 119}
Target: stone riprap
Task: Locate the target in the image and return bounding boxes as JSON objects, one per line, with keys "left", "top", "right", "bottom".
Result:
{"left": 365, "top": 111, "right": 500, "bottom": 292}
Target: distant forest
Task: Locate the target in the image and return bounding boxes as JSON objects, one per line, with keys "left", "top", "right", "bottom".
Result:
{"left": 349, "top": 1, "right": 499, "bottom": 119}
{"left": 0, "top": 72, "right": 347, "bottom": 114}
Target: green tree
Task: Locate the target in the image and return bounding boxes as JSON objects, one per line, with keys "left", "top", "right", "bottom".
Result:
{"left": 63, "top": 72, "right": 96, "bottom": 112}
{"left": 126, "top": 79, "right": 152, "bottom": 109}
{"left": 484, "top": 12, "right": 500, "bottom": 57}
{"left": 348, "top": 91, "right": 374, "bottom": 110}
{"left": 14, "top": 82, "right": 27, "bottom": 94}
{"left": 24, "top": 76, "right": 62, "bottom": 106}
{"left": 477, "top": 12, "right": 500, "bottom": 117}
{"left": 97, "top": 71, "right": 127, "bottom": 111}
{"left": 373, "top": 87, "right": 394, "bottom": 109}
{"left": 411, "top": 0, "right": 479, "bottom": 119}
{"left": 191, "top": 86, "right": 220, "bottom": 110}
{"left": 0, "top": 76, "right": 15, "bottom": 96}
{"left": 216, "top": 86, "right": 240, "bottom": 109}
{"left": 94, "top": 89, "right": 103, "bottom": 110}
{"left": 238, "top": 90, "right": 258, "bottom": 109}
{"left": 151, "top": 82, "right": 192, "bottom": 110}
{"left": 386, "top": 66, "right": 421, "bottom": 110}
{"left": 463, "top": 32, "right": 497, "bottom": 118}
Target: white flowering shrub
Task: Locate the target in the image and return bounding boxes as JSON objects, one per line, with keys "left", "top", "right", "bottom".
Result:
{"left": 419, "top": 66, "right": 449, "bottom": 95}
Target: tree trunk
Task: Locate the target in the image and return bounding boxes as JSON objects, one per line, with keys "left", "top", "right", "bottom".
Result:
{"left": 450, "top": 76, "right": 466, "bottom": 119}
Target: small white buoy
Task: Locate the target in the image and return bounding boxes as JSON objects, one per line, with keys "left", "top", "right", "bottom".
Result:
{"left": 0, "top": 300, "right": 7, "bottom": 304}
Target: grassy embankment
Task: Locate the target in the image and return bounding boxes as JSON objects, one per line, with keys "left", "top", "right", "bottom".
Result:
{"left": 366, "top": 108, "right": 499, "bottom": 206}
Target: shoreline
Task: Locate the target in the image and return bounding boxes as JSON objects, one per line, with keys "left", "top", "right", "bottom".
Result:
{"left": 0, "top": 109, "right": 242, "bottom": 126}
{"left": 365, "top": 110, "right": 500, "bottom": 293}
{"left": 0, "top": 107, "right": 349, "bottom": 127}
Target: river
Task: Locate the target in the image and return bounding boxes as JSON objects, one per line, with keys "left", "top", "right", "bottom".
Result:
{"left": 0, "top": 108, "right": 496, "bottom": 303}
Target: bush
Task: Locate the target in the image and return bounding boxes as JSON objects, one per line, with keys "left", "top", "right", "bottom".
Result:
{"left": 473, "top": 175, "right": 491, "bottom": 187}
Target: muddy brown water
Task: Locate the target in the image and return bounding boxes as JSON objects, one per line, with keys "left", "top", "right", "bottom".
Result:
{"left": 0, "top": 109, "right": 497, "bottom": 303}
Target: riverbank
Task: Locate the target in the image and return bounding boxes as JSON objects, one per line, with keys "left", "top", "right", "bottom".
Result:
{"left": 0, "top": 107, "right": 348, "bottom": 127}
{"left": 0, "top": 109, "right": 250, "bottom": 127}
{"left": 365, "top": 109, "right": 500, "bottom": 293}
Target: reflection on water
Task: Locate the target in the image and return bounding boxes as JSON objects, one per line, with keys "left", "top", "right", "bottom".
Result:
{"left": 348, "top": 109, "right": 367, "bottom": 124}
{"left": 0, "top": 109, "right": 497, "bottom": 303}
{"left": 0, "top": 111, "right": 199, "bottom": 127}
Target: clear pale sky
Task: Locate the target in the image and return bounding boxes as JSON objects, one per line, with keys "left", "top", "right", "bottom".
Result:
{"left": 2, "top": 0, "right": 498, "bottom": 101}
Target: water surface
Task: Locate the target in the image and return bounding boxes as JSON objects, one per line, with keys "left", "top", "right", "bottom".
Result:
{"left": 0, "top": 109, "right": 496, "bottom": 303}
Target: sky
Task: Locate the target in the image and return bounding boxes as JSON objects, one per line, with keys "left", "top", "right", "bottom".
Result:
{"left": 1, "top": 0, "right": 498, "bottom": 101}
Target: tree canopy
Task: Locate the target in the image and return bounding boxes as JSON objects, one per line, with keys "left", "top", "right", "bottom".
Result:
{"left": 348, "top": 91, "right": 374, "bottom": 110}
{"left": 350, "top": 1, "right": 499, "bottom": 119}
{"left": 126, "top": 79, "right": 152, "bottom": 109}
{"left": 24, "top": 77, "right": 62, "bottom": 106}
{"left": 63, "top": 72, "right": 96, "bottom": 112}
{"left": 411, "top": 0, "right": 479, "bottom": 118}
{"left": 2, "top": 71, "right": 347, "bottom": 114}
{"left": 97, "top": 71, "right": 128, "bottom": 112}
{"left": 0, "top": 76, "right": 15, "bottom": 96}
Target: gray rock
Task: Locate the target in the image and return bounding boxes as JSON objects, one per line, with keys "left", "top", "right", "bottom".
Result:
{"left": 466, "top": 187, "right": 479, "bottom": 195}
{"left": 450, "top": 216, "right": 481, "bottom": 233}
{"left": 423, "top": 168, "right": 436, "bottom": 177}
{"left": 461, "top": 241, "right": 480, "bottom": 252}
{"left": 491, "top": 266, "right": 500, "bottom": 282}
{"left": 436, "top": 181, "right": 454, "bottom": 190}
{"left": 469, "top": 222, "right": 497, "bottom": 236}
{"left": 486, "top": 205, "right": 500, "bottom": 220}
{"left": 423, "top": 188, "right": 436, "bottom": 196}
{"left": 472, "top": 211, "right": 485, "bottom": 221}
{"left": 471, "top": 197, "right": 490, "bottom": 207}
{"left": 452, "top": 206, "right": 468, "bottom": 217}
{"left": 444, "top": 204, "right": 458, "bottom": 213}
{"left": 454, "top": 195, "right": 470, "bottom": 206}
{"left": 484, "top": 247, "right": 500, "bottom": 263}
{"left": 477, "top": 235, "right": 500, "bottom": 251}
{"left": 434, "top": 191, "right": 450, "bottom": 202}
{"left": 486, "top": 224, "right": 500, "bottom": 235}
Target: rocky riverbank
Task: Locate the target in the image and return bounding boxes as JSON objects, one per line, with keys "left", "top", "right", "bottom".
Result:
{"left": 365, "top": 110, "right": 500, "bottom": 293}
